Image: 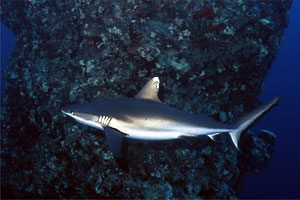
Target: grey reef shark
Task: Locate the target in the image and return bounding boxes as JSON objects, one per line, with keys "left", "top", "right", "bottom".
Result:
{"left": 61, "top": 77, "right": 281, "bottom": 158}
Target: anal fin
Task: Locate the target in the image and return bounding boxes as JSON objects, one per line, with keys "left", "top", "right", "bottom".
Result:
{"left": 208, "top": 133, "right": 220, "bottom": 141}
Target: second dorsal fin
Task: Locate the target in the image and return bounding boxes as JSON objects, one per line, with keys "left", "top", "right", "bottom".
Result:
{"left": 135, "top": 77, "right": 162, "bottom": 103}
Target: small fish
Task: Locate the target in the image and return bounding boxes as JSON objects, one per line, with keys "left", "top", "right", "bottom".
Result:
{"left": 61, "top": 77, "right": 280, "bottom": 158}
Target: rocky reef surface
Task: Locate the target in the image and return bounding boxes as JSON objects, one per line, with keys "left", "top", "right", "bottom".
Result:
{"left": 1, "top": 0, "right": 292, "bottom": 198}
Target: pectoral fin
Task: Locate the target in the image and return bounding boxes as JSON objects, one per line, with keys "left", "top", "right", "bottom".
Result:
{"left": 104, "top": 127, "right": 126, "bottom": 158}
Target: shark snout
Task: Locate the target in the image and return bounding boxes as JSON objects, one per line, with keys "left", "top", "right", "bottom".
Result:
{"left": 61, "top": 106, "right": 74, "bottom": 118}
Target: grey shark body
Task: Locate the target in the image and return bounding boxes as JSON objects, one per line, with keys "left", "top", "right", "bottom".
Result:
{"left": 62, "top": 77, "right": 280, "bottom": 158}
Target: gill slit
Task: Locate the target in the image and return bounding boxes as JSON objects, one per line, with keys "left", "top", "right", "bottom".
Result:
{"left": 98, "top": 115, "right": 112, "bottom": 126}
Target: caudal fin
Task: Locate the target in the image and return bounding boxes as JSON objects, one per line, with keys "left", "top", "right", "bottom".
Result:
{"left": 229, "top": 96, "right": 281, "bottom": 149}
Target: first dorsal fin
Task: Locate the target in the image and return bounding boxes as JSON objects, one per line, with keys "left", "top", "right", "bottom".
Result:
{"left": 135, "top": 77, "right": 162, "bottom": 103}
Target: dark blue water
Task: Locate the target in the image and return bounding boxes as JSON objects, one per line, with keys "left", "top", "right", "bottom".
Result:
{"left": 240, "top": 1, "right": 300, "bottom": 198}
{"left": 1, "top": 22, "right": 15, "bottom": 93}
{"left": 1, "top": 1, "right": 299, "bottom": 198}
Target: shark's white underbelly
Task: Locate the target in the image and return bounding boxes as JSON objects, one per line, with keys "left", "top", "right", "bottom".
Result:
{"left": 124, "top": 128, "right": 183, "bottom": 140}
{"left": 109, "top": 117, "right": 230, "bottom": 140}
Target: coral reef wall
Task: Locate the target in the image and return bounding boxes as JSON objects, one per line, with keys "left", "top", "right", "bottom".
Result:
{"left": 1, "top": 0, "right": 292, "bottom": 199}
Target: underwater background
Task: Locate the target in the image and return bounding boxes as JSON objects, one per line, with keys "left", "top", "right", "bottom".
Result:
{"left": 239, "top": 1, "right": 300, "bottom": 198}
{"left": 1, "top": 0, "right": 299, "bottom": 199}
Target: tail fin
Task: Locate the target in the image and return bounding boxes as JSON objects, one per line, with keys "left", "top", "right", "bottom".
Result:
{"left": 229, "top": 96, "right": 281, "bottom": 149}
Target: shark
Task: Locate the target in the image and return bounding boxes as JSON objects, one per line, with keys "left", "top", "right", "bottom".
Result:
{"left": 61, "top": 77, "right": 280, "bottom": 158}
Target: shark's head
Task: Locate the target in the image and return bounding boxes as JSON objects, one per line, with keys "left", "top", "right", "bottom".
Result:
{"left": 61, "top": 101, "right": 111, "bottom": 130}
